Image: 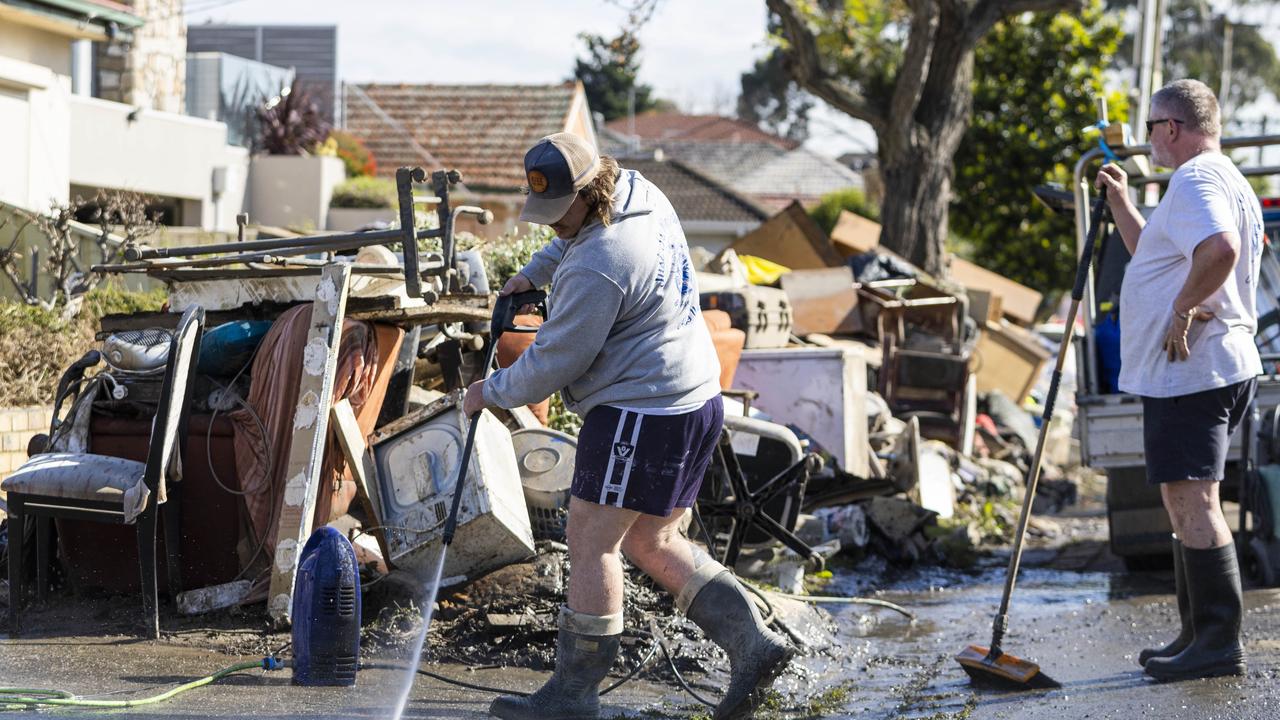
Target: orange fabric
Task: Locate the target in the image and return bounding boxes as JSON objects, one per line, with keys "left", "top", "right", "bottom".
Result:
{"left": 703, "top": 311, "right": 745, "bottom": 389}
{"left": 227, "top": 304, "right": 402, "bottom": 584}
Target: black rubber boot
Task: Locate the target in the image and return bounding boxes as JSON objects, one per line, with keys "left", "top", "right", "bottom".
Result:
{"left": 1144, "top": 542, "right": 1246, "bottom": 682}
{"left": 684, "top": 570, "right": 794, "bottom": 720}
{"left": 489, "top": 609, "right": 621, "bottom": 720}
{"left": 1139, "top": 537, "right": 1191, "bottom": 666}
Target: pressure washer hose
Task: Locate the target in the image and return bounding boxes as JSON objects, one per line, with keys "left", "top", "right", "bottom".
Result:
{"left": 0, "top": 657, "right": 282, "bottom": 711}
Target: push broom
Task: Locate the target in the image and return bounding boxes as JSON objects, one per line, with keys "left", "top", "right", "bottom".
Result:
{"left": 957, "top": 193, "right": 1111, "bottom": 689}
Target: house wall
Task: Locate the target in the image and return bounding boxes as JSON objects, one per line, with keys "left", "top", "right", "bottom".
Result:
{"left": 0, "top": 55, "right": 71, "bottom": 209}
{"left": 68, "top": 95, "right": 249, "bottom": 231}
{"left": 92, "top": 0, "right": 186, "bottom": 113}
{"left": 0, "top": 22, "right": 72, "bottom": 76}
{"left": 248, "top": 155, "right": 345, "bottom": 230}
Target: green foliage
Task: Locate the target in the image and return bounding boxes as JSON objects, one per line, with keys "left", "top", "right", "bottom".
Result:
{"left": 0, "top": 284, "right": 165, "bottom": 407}
{"left": 480, "top": 225, "right": 554, "bottom": 289}
{"left": 574, "top": 29, "right": 657, "bottom": 122}
{"left": 546, "top": 393, "right": 583, "bottom": 436}
{"left": 950, "top": 1, "right": 1125, "bottom": 294}
{"left": 330, "top": 176, "right": 397, "bottom": 209}
{"left": 808, "top": 187, "right": 880, "bottom": 234}
{"left": 328, "top": 130, "right": 377, "bottom": 177}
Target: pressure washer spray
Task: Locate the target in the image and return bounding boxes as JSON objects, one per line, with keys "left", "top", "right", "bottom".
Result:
{"left": 390, "top": 289, "right": 546, "bottom": 720}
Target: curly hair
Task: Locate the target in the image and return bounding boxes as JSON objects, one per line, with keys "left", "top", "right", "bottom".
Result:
{"left": 578, "top": 156, "right": 620, "bottom": 228}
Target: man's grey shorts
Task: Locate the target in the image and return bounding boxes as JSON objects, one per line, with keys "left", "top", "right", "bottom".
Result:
{"left": 1142, "top": 377, "right": 1256, "bottom": 484}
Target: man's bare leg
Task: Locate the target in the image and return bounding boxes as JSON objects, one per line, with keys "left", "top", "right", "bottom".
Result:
{"left": 565, "top": 496, "right": 639, "bottom": 615}
{"left": 1161, "top": 480, "right": 1232, "bottom": 549}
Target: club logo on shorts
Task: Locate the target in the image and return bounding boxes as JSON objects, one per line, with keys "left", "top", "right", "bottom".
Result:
{"left": 527, "top": 170, "right": 548, "bottom": 193}
{"left": 612, "top": 442, "right": 634, "bottom": 461}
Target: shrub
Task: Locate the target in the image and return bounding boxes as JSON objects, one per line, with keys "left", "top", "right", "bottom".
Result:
{"left": 808, "top": 187, "right": 880, "bottom": 235}
{"left": 256, "top": 79, "right": 331, "bottom": 155}
{"left": 330, "top": 177, "right": 397, "bottom": 209}
{"left": 0, "top": 284, "right": 165, "bottom": 407}
{"left": 329, "top": 130, "right": 377, "bottom": 177}
{"left": 481, "top": 225, "right": 554, "bottom": 288}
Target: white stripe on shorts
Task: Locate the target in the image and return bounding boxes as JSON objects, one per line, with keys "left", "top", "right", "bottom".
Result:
{"left": 611, "top": 413, "right": 645, "bottom": 507}
{"left": 599, "top": 409, "right": 630, "bottom": 505}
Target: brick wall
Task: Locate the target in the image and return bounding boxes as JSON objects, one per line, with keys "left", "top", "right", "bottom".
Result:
{"left": 0, "top": 405, "right": 54, "bottom": 482}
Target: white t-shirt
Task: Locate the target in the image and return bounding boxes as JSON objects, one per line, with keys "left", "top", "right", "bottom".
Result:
{"left": 1118, "top": 152, "right": 1265, "bottom": 398}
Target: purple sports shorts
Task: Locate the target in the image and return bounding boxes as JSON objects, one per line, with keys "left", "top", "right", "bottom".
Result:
{"left": 570, "top": 398, "right": 724, "bottom": 517}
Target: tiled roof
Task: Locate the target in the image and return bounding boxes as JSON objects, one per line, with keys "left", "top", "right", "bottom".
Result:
{"left": 605, "top": 113, "right": 797, "bottom": 149}
{"left": 615, "top": 141, "right": 862, "bottom": 205}
{"left": 733, "top": 146, "right": 864, "bottom": 198}
{"left": 343, "top": 82, "right": 580, "bottom": 192}
{"left": 623, "top": 157, "right": 769, "bottom": 225}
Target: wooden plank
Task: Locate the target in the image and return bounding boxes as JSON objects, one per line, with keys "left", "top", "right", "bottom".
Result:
{"left": 973, "top": 319, "right": 1051, "bottom": 403}
{"left": 949, "top": 258, "right": 1043, "bottom": 326}
{"left": 96, "top": 296, "right": 398, "bottom": 337}
{"left": 267, "top": 263, "right": 352, "bottom": 625}
{"left": 330, "top": 398, "right": 392, "bottom": 567}
{"left": 829, "top": 210, "right": 881, "bottom": 257}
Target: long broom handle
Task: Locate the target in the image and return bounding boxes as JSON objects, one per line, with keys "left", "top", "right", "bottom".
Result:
{"left": 988, "top": 195, "right": 1110, "bottom": 655}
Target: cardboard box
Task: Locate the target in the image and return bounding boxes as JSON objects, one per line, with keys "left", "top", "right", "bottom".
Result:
{"left": 780, "top": 267, "right": 861, "bottom": 336}
{"left": 974, "top": 320, "right": 1051, "bottom": 403}
{"left": 950, "top": 258, "right": 1043, "bottom": 326}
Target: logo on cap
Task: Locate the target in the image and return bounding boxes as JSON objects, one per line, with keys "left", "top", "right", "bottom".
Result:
{"left": 527, "top": 170, "right": 548, "bottom": 194}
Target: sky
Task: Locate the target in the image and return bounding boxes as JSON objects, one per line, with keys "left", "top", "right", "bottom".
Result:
{"left": 182, "top": 0, "right": 879, "bottom": 157}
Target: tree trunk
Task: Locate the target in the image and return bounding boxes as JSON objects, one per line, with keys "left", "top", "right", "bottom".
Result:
{"left": 877, "top": 23, "right": 977, "bottom": 276}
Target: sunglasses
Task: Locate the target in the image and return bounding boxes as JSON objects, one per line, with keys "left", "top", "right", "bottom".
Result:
{"left": 1146, "top": 118, "right": 1185, "bottom": 134}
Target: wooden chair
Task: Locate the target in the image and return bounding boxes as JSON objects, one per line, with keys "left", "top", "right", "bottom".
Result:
{"left": 4, "top": 306, "right": 204, "bottom": 638}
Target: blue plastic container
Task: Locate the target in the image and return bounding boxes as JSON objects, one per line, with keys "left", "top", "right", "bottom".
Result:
{"left": 197, "top": 320, "right": 273, "bottom": 375}
{"left": 291, "top": 526, "right": 361, "bottom": 686}
{"left": 1094, "top": 307, "right": 1122, "bottom": 394}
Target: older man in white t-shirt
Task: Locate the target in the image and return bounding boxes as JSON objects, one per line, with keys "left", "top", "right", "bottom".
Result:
{"left": 1096, "top": 79, "right": 1265, "bottom": 682}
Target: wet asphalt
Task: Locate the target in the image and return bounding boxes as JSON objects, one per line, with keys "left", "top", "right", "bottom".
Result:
{"left": 2, "top": 529, "right": 1279, "bottom": 718}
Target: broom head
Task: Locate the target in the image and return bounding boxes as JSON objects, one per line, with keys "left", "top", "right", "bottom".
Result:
{"left": 957, "top": 645, "right": 1061, "bottom": 689}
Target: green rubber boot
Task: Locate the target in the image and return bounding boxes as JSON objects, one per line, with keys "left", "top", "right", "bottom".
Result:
{"left": 489, "top": 608, "right": 621, "bottom": 720}
{"left": 1144, "top": 543, "right": 1246, "bottom": 682}
{"left": 1139, "top": 537, "right": 1191, "bottom": 666}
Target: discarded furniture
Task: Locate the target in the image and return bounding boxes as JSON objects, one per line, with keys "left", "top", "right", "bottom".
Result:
{"left": 732, "top": 345, "right": 870, "bottom": 476}
{"left": 973, "top": 320, "right": 1051, "bottom": 404}
{"left": 695, "top": 414, "right": 824, "bottom": 571}
{"left": 862, "top": 279, "right": 975, "bottom": 452}
{"left": 701, "top": 285, "right": 793, "bottom": 349}
{"left": 780, "top": 267, "right": 861, "bottom": 337}
{"left": 56, "top": 414, "right": 243, "bottom": 594}
{"left": 722, "top": 200, "right": 845, "bottom": 270}
{"left": 4, "top": 306, "right": 205, "bottom": 638}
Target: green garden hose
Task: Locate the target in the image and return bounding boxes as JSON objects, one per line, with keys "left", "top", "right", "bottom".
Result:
{"left": 0, "top": 657, "right": 282, "bottom": 711}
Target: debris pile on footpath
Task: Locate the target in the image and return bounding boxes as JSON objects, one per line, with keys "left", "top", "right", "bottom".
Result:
{"left": 0, "top": 181, "right": 1093, "bottom": 704}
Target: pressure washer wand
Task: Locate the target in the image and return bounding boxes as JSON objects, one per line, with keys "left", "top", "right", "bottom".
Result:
{"left": 440, "top": 289, "right": 546, "bottom": 546}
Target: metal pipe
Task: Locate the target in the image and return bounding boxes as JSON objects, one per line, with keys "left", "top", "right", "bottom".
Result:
{"left": 124, "top": 226, "right": 444, "bottom": 262}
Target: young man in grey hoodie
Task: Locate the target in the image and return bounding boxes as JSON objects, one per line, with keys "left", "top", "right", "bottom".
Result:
{"left": 463, "top": 132, "right": 793, "bottom": 720}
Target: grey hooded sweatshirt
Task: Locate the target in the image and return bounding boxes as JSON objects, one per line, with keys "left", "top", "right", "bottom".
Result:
{"left": 483, "top": 168, "right": 721, "bottom": 418}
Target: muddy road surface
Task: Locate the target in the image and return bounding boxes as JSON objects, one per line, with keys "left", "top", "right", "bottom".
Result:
{"left": 2, "top": 521, "right": 1278, "bottom": 718}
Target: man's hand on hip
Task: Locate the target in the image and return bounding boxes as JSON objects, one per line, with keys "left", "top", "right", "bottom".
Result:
{"left": 1164, "top": 306, "right": 1214, "bottom": 362}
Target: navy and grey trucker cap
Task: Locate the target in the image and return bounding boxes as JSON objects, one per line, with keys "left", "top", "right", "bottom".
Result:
{"left": 519, "top": 132, "right": 600, "bottom": 224}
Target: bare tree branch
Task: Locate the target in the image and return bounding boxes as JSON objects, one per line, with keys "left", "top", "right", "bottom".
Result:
{"left": 766, "top": 0, "right": 888, "bottom": 134}
{"left": 966, "top": 0, "right": 1084, "bottom": 46}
